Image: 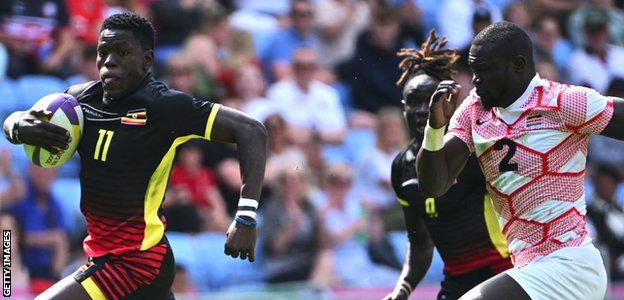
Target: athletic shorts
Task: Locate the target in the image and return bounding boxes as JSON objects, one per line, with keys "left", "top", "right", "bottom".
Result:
{"left": 73, "top": 239, "right": 176, "bottom": 300}
{"left": 438, "top": 266, "right": 500, "bottom": 300}
{"left": 506, "top": 244, "right": 607, "bottom": 300}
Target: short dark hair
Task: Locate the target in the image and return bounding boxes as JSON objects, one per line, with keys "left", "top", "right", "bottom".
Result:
{"left": 100, "top": 12, "right": 155, "bottom": 50}
{"left": 473, "top": 21, "right": 533, "bottom": 61}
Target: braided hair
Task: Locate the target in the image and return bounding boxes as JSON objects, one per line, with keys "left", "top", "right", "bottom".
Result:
{"left": 396, "top": 30, "right": 459, "bottom": 86}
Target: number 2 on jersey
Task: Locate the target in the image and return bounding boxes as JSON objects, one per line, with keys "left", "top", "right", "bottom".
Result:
{"left": 94, "top": 129, "right": 114, "bottom": 161}
{"left": 493, "top": 139, "right": 518, "bottom": 172}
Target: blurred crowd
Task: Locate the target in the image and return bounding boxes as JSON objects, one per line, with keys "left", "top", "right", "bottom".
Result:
{"left": 1, "top": 0, "right": 624, "bottom": 297}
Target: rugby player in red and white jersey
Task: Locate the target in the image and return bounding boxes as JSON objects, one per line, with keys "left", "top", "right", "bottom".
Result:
{"left": 416, "top": 22, "right": 624, "bottom": 300}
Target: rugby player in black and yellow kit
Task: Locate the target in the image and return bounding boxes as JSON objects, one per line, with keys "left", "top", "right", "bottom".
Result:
{"left": 2, "top": 13, "right": 268, "bottom": 300}
{"left": 383, "top": 32, "right": 512, "bottom": 300}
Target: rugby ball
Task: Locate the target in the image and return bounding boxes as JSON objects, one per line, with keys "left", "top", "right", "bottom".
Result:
{"left": 24, "top": 93, "right": 83, "bottom": 168}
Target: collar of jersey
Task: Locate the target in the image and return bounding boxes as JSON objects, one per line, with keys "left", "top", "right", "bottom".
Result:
{"left": 493, "top": 73, "right": 546, "bottom": 125}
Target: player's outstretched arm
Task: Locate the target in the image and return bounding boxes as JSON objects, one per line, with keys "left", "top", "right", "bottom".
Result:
{"left": 3, "top": 110, "right": 70, "bottom": 153}
{"left": 416, "top": 81, "right": 470, "bottom": 197}
{"left": 210, "top": 106, "right": 268, "bottom": 262}
{"left": 384, "top": 209, "right": 433, "bottom": 300}
{"left": 601, "top": 98, "right": 624, "bottom": 140}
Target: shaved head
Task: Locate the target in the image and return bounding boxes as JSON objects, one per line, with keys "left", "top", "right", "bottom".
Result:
{"left": 468, "top": 22, "right": 536, "bottom": 109}
{"left": 473, "top": 22, "right": 534, "bottom": 62}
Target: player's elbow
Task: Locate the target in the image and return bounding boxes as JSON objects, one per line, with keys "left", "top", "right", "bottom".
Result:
{"left": 241, "top": 117, "right": 268, "bottom": 149}
{"left": 250, "top": 118, "right": 268, "bottom": 143}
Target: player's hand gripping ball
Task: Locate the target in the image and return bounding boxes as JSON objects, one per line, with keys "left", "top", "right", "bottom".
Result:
{"left": 24, "top": 93, "right": 83, "bottom": 168}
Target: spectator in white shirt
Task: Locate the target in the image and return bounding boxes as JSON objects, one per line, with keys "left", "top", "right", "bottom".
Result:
{"left": 437, "top": 0, "right": 502, "bottom": 49}
{"left": 569, "top": 9, "right": 624, "bottom": 93}
{"left": 267, "top": 48, "right": 347, "bottom": 145}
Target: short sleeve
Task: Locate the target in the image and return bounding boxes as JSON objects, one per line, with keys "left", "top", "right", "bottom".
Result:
{"left": 158, "top": 91, "right": 221, "bottom": 139}
{"left": 390, "top": 153, "right": 410, "bottom": 207}
{"left": 446, "top": 96, "right": 476, "bottom": 152}
{"left": 560, "top": 86, "right": 614, "bottom": 135}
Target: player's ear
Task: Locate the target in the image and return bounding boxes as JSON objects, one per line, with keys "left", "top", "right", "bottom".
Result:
{"left": 143, "top": 49, "right": 154, "bottom": 72}
{"left": 512, "top": 55, "right": 526, "bottom": 72}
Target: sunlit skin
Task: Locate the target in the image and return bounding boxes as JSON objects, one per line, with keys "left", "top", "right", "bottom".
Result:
{"left": 468, "top": 43, "right": 533, "bottom": 110}
{"left": 402, "top": 74, "right": 438, "bottom": 141}
{"left": 97, "top": 29, "right": 154, "bottom": 101}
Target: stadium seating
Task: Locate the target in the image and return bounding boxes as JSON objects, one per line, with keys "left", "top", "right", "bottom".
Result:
{"left": 0, "top": 79, "right": 20, "bottom": 118}
{"left": 51, "top": 178, "right": 86, "bottom": 240}
{"left": 16, "top": 75, "right": 66, "bottom": 109}
{"left": 167, "top": 232, "right": 266, "bottom": 291}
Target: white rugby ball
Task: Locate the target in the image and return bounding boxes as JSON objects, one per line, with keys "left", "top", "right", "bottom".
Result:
{"left": 24, "top": 93, "right": 83, "bottom": 168}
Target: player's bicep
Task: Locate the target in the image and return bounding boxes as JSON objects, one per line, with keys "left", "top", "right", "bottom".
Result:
{"left": 443, "top": 135, "right": 471, "bottom": 182}
{"left": 600, "top": 97, "right": 624, "bottom": 140}
{"left": 210, "top": 106, "right": 262, "bottom": 144}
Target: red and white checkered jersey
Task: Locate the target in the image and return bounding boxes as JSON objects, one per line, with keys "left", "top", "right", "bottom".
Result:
{"left": 447, "top": 74, "right": 615, "bottom": 267}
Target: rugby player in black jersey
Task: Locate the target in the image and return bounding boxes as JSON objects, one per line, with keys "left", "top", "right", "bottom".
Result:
{"left": 3, "top": 13, "right": 267, "bottom": 300}
{"left": 384, "top": 31, "right": 512, "bottom": 300}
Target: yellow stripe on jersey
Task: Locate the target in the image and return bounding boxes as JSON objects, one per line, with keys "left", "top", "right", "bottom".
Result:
{"left": 142, "top": 103, "right": 222, "bottom": 250}
{"left": 397, "top": 197, "right": 410, "bottom": 207}
{"left": 141, "top": 134, "right": 201, "bottom": 250}
{"left": 205, "top": 104, "right": 222, "bottom": 140}
{"left": 81, "top": 277, "right": 107, "bottom": 300}
{"left": 483, "top": 194, "right": 509, "bottom": 258}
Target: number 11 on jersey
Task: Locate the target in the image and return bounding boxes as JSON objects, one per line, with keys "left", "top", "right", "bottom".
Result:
{"left": 94, "top": 129, "right": 114, "bottom": 161}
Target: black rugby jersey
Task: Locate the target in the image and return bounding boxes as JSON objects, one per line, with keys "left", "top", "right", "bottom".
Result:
{"left": 391, "top": 139, "right": 512, "bottom": 276}
{"left": 66, "top": 75, "right": 221, "bottom": 257}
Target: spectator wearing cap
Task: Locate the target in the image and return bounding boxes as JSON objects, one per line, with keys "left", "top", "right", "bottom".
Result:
{"left": 568, "top": 0, "right": 624, "bottom": 48}
{"left": 568, "top": 7, "right": 624, "bottom": 93}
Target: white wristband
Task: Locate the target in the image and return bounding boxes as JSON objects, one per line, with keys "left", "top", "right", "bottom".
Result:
{"left": 422, "top": 123, "right": 445, "bottom": 151}
{"left": 236, "top": 198, "right": 259, "bottom": 220}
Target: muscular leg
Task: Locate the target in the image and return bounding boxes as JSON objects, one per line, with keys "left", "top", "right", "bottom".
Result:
{"left": 459, "top": 273, "right": 530, "bottom": 300}
{"left": 34, "top": 272, "right": 91, "bottom": 300}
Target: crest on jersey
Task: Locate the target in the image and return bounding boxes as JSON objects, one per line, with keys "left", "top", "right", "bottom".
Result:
{"left": 525, "top": 113, "right": 543, "bottom": 128}
{"left": 121, "top": 109, "right": 147, "bottom": 125}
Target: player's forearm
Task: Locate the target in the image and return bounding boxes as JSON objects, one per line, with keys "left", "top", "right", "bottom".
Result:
{"left": 235, "top": 118, "right": 268, "bottom": 200}
{"left": 393, "top": 237, "right": 433, "bottom": 296}
{"left": 416, "top": 149, "right": 452, "bottom": 197}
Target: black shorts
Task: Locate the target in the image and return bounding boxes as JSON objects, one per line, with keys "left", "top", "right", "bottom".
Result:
{"left": 437, "top": 267, "right": 498, "bottom": 300}
{"left": 73, "top": 239, "right": 176, "bottom": 300}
